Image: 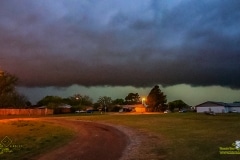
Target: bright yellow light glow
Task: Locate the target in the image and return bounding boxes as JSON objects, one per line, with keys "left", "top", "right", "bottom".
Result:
{"left": 142, "top": 97, "right": 146, "bottom": 104}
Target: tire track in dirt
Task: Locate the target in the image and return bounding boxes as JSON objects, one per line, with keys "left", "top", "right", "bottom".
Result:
{"left": 34, "top": 118, "right": 129, "bottom": 160}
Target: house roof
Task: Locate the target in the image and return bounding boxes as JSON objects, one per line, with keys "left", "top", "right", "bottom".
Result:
{"left": 195, "top": 101, "right": 240, "bottom": 107}
{"left": 225, "top": 102, "right": 240, "bottom": 107}
{"left": 195, "top": 101, "right": 225, "bottom": 107}
{"left": 38, "top": 106, "right": 47, "bottom": 109}
{"left": 122, "top": 104, "right": 146, "bottom": 109}
{"left": 58, "top": 104, "right": 72, "bottom": 108}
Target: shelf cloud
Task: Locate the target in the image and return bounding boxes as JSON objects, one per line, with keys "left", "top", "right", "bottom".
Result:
{"left": 1, "top": 0, "right": 240, "bottom": 89}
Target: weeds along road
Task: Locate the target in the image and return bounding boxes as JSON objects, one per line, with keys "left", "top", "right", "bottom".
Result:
{"left": 35, "top": 118, "right": 129, "bottom": 160}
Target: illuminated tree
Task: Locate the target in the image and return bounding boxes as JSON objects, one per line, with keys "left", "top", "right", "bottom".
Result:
{"left": 147, "top": 85, "right": 167, "bottom": 112}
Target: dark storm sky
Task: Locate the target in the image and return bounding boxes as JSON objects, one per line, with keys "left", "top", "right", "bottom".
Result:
{"left": 1, "top": 0, "right": 240, "bottom": 91}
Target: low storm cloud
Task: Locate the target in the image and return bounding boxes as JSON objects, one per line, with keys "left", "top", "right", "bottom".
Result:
{"left": 1, "top": 0, "right": 240, "bottom": 89}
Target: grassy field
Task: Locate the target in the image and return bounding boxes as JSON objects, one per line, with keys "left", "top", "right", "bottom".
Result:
{"left": 0, "top": 118, "right": 74, "bottom": 160}
{"left": 68, "top": 112, "right": 240, "bottom": 160}
{"left": 1, "top": 113, "right": 240, "bottom": 160}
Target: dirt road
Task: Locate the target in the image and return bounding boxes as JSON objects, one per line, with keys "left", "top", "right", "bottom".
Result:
{"left": 34, "top": 118, "right": 129, "bottom": 160}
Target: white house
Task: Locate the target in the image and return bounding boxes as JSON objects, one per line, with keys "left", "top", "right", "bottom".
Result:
{"left": 195, "top": 101, "right": 240, "bottom": 113}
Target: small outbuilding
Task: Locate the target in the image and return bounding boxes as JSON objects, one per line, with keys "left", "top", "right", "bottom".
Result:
{"left": 134, "top": 104, "right": 146, "bottom": 113}
{"left": 195, "top": 101, "right": 240, "bottom": 113}
{"left": 122, "top": 104, "right": 146, "bottom": 113}
{"left": 55, "top": 104, "right": 72, "bottom": 114}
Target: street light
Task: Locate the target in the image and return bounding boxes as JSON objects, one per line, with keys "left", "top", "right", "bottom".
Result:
{"left": 142, "top": 98, "right": 145, "bottom": 105}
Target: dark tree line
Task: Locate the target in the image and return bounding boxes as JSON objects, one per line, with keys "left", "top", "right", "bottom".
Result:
{"left": 0, "top": 71, "right": 29, "bottom": 108}
{"left": 168, "top": 100, "right": 189, "bottom": 112}
{"left": 125, "top": 93, "right": 141, "bottom": 105}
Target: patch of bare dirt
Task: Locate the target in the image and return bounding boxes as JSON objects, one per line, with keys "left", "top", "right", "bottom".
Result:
{"left": 33, "top": 118, "right": 128, "bottom": 160}
{"left": 34, "top": 118, "right": 166, "bottom": 160}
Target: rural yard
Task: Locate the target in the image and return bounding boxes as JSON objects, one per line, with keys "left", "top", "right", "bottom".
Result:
{"left": 34, "top": 116, "right": 164, "bottom": 160}
{"left": 0, "top": 116, "right": 159, "bottom": 160}
{"left": 1, "top": 113, "right": 240, "bottom": 160}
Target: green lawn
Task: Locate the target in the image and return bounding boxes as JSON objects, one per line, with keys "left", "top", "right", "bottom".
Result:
{"left": 0, "top": 118, "right": 74, "bottom": 160}
{"left": 68, "top": 112, "right": 240, "bottom": 160}
{"left": 1, "top": 113, "right": 240, "bottom": 160}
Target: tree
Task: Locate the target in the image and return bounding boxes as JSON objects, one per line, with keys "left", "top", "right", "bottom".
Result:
{"left": 81, "top": 95, "right": 93, "bottom": 106}
{"left": 97, "top": 96, "right": 112, "bottom": 112}
{"left": 168, "top": 100, "right": 189, "bottom": 112}
{"left": 0, "top": 71, "right": 28, "bottom": 108}
{"left": 125, "top": 93, "right": 141, "bottom": 105}
{"left": 111, "top": 98, "right": 125, "bottom": 112}
{"left": 147, "top": 85, "right": 167, "bottom": 112}
{"left": 112, "top": 98, "right": 125, "bottom": 105}
{"left": 67, "top": 94, "right": 93, "bottom": 111}
{"left": 37, "top": 96, "right": 63, "bottom": 108}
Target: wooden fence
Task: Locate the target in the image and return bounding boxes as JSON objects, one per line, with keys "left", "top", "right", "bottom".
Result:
{"left": 0, "top": 108, "right": 53, "bottom": 116}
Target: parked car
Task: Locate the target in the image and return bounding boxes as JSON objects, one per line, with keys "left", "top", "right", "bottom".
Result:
{"left": 86, "top": 110, "right": 93, "bottom": 113}
{"left": 164, "top": 110, "right": 170, "bottom": 113}
{"left": 75, "top": 110, "right": 86, "bottom": 113}
{"left": 229, "top": 110, "right": 237, "bottom": 113}
{"left": 179, "top": 109, "right": 187, "bottom": 113}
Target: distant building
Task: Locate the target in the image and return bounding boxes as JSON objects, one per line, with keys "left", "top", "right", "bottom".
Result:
{"left": 55, "top": 104, "right": 72, "bottom": 114}
{"left": 195, "top": 101, "right": 240, "bottom": 113}
{"left": 122, "top": 104, "right": 146, "bottom": 113}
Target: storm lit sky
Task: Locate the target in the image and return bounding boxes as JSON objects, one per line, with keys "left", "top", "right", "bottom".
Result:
{"left": 1, "top": 0, "right": 240, "bottom": 106}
